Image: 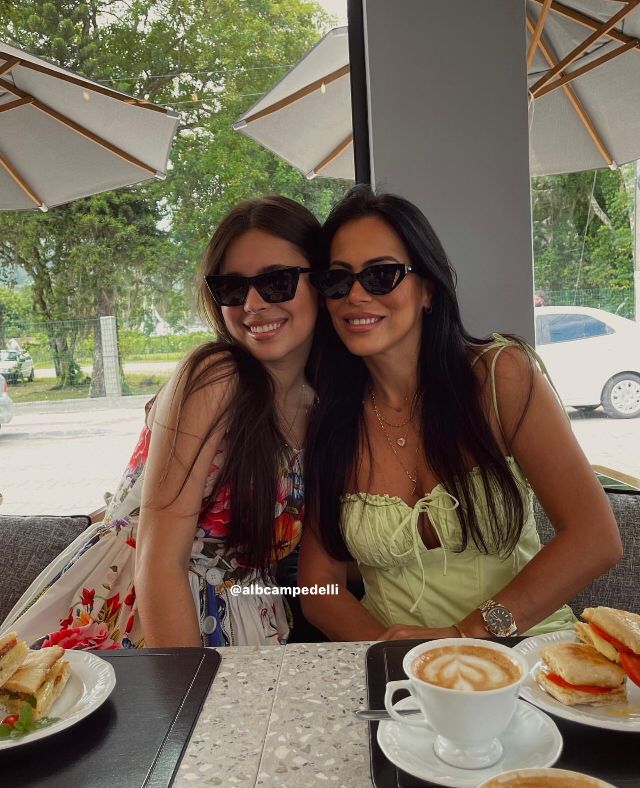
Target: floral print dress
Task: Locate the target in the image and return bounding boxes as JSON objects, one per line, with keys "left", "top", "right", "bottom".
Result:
{"left": 3, "top": 426, "right": 304, "bottom": 649}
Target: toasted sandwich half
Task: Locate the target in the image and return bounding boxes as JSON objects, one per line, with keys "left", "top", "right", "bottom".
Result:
{"left": 577, "top": 607, "right": 640, "bottom": 688}
{"left": 0, "top": 631, "right": 29, "bottom": 687}
{"left": 535, "top": 642, "right": 627, "bottom": 706}
{"left": 0, "top": 647, "right": 70, "bottom": 720}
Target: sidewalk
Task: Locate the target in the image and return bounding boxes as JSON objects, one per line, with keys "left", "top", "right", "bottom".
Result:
{"left": 35, "top": 359, "right": 178, "bottom": 379}
{"left": 14, "top": 394, "right": 151, "bottom": 415}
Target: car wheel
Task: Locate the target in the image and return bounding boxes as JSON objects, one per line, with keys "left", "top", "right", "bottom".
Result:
{"left": 601, "top": 373, "right": 640, "bottom": 419}
{"left": 28, "top": 368, "right": 35, "bottom": 382}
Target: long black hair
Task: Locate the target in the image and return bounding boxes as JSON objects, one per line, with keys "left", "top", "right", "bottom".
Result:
{"left": 162, "top": 195, "right": 325, "bottom": 576}
{"left": 305, "top": 185, "right": 533, "bottom": 560}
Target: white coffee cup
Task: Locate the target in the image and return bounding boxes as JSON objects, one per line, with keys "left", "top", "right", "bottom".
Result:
{"left": 384, "top": 638, "right": 528, "bottom": 769}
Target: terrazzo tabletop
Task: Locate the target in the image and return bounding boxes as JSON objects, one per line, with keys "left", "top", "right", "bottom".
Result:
{"left": 174, "top": 641, "right": 375, "bottom": 787}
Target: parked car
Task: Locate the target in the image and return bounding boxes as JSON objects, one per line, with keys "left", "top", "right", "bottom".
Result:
{"left": 535, "top": 306, "right": 640, "bottom": 419}
{"left": 0, "top": 348, "right": 35, "bottom": 383}
{"left": 0, "top": 374, "right": 14, "bottom": 429}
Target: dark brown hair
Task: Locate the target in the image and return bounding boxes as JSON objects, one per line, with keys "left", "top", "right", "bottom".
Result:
{"left": 167, "top": 195, "right": 324, "bottom": 575}
{"left": 305, "top": 185, "right": 533, "bottom": 561}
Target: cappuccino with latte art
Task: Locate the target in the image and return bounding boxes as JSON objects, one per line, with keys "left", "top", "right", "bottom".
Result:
{"left": 385, "top": 638, "right": 529, "bottom": 769}
{"left": 412, "top": 644, "right": 523, "bottom": 691}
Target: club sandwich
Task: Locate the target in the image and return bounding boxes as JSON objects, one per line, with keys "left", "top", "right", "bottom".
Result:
{"left": 0, "top": 631, "right": 29, "bottom": 687}
{"left": 0, "top": 646, "right": 70, "bottom": 720}
{"left": 576, "top": 606, "right": 640, "bottom": 688}
{"left": 535, "top": 641, "right": 627, "bottom": 706}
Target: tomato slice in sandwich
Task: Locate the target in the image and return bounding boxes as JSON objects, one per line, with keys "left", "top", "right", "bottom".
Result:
{"left": 589, "top": 623, "right": 633, "bottom": 654}
{"left": 620, "top": 653, "right": 640, "bottom": 689}
{"left": 545, "top": 673, "right": 614, "bottom": 694}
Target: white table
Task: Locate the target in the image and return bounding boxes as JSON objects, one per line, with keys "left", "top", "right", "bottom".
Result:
{"left": 175, "top": 642, "right": 376, "bottom": 787}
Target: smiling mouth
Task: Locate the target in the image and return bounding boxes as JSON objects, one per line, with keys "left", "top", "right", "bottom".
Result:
{"left": 246, "top": 319, "right": 286, "bottom": 335}
{"left": 346, "top": 317, "right": 381, "bottom": 326}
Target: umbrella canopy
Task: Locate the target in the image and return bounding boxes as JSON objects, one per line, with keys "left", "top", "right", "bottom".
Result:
{"left": 234, "top": 27, "right": 352, "bottom": 180}
{"left": 235, "top": 3, "right": 640, "bottom": 179}
{"left": 0, "top": 40, "right": 180, "bottom": 211}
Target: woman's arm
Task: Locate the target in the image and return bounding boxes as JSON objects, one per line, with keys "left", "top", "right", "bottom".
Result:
{"left": 135, "top": 357, "right": 234, "bottom": 647}
{"left": 457, "top": 345, "right": 623, "bottom": 637}
{"left": 298, "top": 527, "right": 387, "bottom": 641}
{"left": 379, "top": 346, "right": 622, "bottom": 642}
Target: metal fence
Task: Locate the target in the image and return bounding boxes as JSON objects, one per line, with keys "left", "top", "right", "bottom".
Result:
{"left": 0, "top": 317, "right": 97, "bottom": 369}
{"left": 0, "top": 317, "right": 124, "bottom": 400}
{"left": 543, "top": 287, "right": 634, "bottom": 319}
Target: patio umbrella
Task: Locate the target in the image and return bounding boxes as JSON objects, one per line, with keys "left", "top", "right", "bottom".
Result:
{"left": 233, "top": 27, "right": 352, "bottom": 180}
{"left": 234, "top": 3, "right": 640, "bottom": 179}
{"left": 0, "top": 40, "right": 179, "bottom": 211}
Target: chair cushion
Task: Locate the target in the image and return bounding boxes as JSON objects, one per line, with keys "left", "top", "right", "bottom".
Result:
{"left": 534, "top": 492, "right": 640, "bottom": 614}
{"left": 0, "top": 515, "right": 91, "bottom": 623}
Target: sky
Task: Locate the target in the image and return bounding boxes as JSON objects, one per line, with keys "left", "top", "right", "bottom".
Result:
{"left": 317, "top": 0, "right": 348, "bottom": 25}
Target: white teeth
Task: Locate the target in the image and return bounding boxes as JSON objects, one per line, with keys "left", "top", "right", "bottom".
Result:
{"left": 347, "top": 317, "right": 379, "bottom": 325}
{"left": 249, "top": 321, "right": 283, "bottom": 334}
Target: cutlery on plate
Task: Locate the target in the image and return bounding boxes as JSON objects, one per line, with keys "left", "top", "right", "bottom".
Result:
{"left": 354, "top": 707, "right": 423, "bottom": 721}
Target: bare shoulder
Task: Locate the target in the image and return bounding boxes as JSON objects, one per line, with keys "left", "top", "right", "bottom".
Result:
{"left": 470, "top": 341, "right": 540, "bottom": 447}
{"left": 472, "top": 341, "right": 535, "bottom": 400}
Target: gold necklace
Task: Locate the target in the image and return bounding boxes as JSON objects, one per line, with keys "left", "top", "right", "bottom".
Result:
{"left": 370, "top": 387, "right": 412, "bottom": 429}
{"left": 279, "top": 382, "right": 306, "bottom": 452}
{"left": 370, "top": 387, "right": 413, "bottom": 442}
{"left": 371, "top": 398, "right": 420, "bottom": 495}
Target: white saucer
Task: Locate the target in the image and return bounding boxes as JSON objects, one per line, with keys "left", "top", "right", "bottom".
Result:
{"left": 377, "top": 697, "right": 563, "bottom": 788}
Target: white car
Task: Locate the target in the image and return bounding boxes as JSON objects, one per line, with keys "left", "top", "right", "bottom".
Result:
{"left": 0, "top": 348, "right": 35, "bottom": 383}
{"left": 0, "top": 374, "right": 14, "bottom": 429}
{"left": 535, "top": 306, "right": 640, "bottom": 419}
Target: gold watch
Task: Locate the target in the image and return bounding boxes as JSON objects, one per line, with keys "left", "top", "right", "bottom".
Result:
{"left": 478, "top": 599, "right": 518, "bottom": 637}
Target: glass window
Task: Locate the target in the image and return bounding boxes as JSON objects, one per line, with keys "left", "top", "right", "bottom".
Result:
{"left": 535, "top": 314, "right": 613, "bottom": 345}
{"left": 532, "top": 164, "right": 638, "bottom": 482}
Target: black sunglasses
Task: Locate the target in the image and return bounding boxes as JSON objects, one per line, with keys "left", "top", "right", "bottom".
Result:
{"left": 309, "top": 262, "right": 413, "bottom": 299}
{"left": 205, "top": 267, "right": 312, "bottom": 307}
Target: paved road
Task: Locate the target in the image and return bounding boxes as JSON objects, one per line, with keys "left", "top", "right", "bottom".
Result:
{"left": 34, "top": 360, "right": 178, "bottom": 379}
{"left": 1, "top": 405, "right": 638, "bottom": 516}
{"left": 0, "top": 406, "right": 145, "bottom": 515}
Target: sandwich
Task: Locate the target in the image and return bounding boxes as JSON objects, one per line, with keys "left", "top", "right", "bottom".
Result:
{"left": 535, "top": 642, "right": 627, "bottom": 706}
{"left": 0, "top": 631, "right": 29, "bottom": 687}
{"left": 0, "top": 646, "right": 70, "bottom": 720}
{"left": 576, "top": 606, "right": 640, "bottom": 688}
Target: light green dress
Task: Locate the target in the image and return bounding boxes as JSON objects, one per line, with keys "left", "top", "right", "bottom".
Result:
{"left": 341, "top": 336, "right": 576, "bottom": 636}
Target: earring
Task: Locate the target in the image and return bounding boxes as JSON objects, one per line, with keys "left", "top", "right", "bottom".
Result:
{"left": 423, "top": 305, "right": 432, "bottom": 314}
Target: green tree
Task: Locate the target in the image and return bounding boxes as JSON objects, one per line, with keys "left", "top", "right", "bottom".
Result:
{"left": 0, "top": 0, "right": 349, "bottom": 392}
{"left": 0, "top": 286, "right": 33, "bottom": 326}
{"left": 531, "top": 166, "right": 634, "bottom": 294}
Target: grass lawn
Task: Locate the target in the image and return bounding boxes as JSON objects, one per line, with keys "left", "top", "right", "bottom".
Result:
{"left": 8, "top": 373, "right": 170, "bottom": 404}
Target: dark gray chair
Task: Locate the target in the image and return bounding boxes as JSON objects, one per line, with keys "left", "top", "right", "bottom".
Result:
{"left": 0, "top": 514, "right": 91, "bottom": 623}
{"left": 534, "top": 491, "right": 640, "bottom": 614}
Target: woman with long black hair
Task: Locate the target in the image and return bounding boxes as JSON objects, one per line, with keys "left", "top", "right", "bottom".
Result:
{"left": 4, "top": 195, "right": 323, "bottom": 648}
{"left": 300, "top": 185, "right": 622, "bottom": 642}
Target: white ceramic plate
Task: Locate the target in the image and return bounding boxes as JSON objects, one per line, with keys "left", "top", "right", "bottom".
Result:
{"left": 377, "top": 697, "right": 562, "bottom": 787}
{"left": 514, "top": 630, "right": 640, "bottom": 732}
{"left": 0, "top": 650, "right": 116, "bottom": 749}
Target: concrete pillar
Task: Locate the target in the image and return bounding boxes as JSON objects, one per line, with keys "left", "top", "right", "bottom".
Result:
{"left": 361, "top": 0, "right": 534, "bottom": 341}
{"left": 100, "top": 316, "right": 122, "bottom": 397}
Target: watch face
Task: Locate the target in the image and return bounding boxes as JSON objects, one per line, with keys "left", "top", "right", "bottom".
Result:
{"left": 486, "top": 606, "right": 513, "bottom": 631}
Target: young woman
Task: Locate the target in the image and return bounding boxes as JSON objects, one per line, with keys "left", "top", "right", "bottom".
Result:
{"left": 300, "top": 185, "right": 622, "bottom": 642}
{"left": 3, "top": 195, "right": 322, "bottom": 648}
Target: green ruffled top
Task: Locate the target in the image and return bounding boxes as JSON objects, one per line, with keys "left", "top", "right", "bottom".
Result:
{"left": 340, "top": 335, "right": 576, "bottom": 635}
